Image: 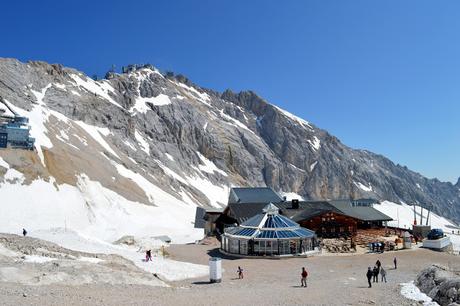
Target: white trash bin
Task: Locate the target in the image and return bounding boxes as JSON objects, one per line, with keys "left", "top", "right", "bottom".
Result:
{"left": 403, "top": 231, "right": 412, "bottom": 249}
{"left": 209, "top": 257, "right": 222, "bottom": 283}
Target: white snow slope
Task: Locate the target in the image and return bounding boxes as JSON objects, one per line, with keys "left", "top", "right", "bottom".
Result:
{"left": 374, "top": 201, "right": 460, "bottom": 252}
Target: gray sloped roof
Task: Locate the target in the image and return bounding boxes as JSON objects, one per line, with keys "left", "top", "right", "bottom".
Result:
{"left": 194, "top": 207, "right": 206, "bottom": 228}
{"left": 278, "top": 201, "right": 345, "bottom": 223}
{"left": 228, "top": 187, "right": 283, "bottom": 205}
{"left": 226, "top": 200, "right": 392, "bottom": 225}
{"left": 228, "top": 202, "right": 269, "bottom": 224}
{"left": 328, "top": 200, "right": 393, "bottom": 221}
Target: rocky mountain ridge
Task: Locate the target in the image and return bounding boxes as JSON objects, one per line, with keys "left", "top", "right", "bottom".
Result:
{"left": 0, "top": 57, "right": 459, "bottom": 228}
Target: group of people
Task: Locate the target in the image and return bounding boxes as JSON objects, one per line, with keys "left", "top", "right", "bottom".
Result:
{"left": 366, "top": 257, "right": 397, "bottom": 288}
{"left": 369, "top": 242, "right": 386, "bottom": 253}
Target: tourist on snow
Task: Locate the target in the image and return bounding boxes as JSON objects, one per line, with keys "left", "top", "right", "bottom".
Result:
{"left": 372, "top": 266, "right": 379, "bottom": 283}
{"left": 366, "top": 267, "right": 373, "bottom": 288}
{"left": 393, "top": 257, "right": 397, "bottom": 269}
{"left": 380, "top": 267, "right": 387, "bottom": 283}
{"left": 301, "top": 267, "right": 308, "bottom": 287}
{"left": 237, "top": 266, "right": 244, "bottom": 279}
{"left": 22, "top": 228, "right": 27, "bottom": 237}
{"left": 146, "top": 250, "right": 152, "bottom": 261}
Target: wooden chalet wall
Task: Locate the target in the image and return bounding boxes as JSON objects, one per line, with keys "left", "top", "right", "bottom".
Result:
{"left": 298, "top": 212, "right": 358, "bottom": 238}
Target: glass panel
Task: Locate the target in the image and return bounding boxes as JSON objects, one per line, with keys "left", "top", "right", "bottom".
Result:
{"left": 258, "top": 240, "right": 266, "bottom": 255}
{"left": 263, "top": 216, "right": 274, "bottom": 228}
{"left": 272, "top": 240, "right": 278, "bottom": 255}
{"left": 254, "top": 240, "right": 260, "bottom": 253}
{"left": 236, "top": 228, "right": 256, "bottom": 237}
{"left": 279, "top": 240, "right": 290, "bottom": 254}
{"left": 229, "top": 238, "right": 239, "bottom": 254}
{"left": 240, "top": 240, "right": 248, "bottom": 255}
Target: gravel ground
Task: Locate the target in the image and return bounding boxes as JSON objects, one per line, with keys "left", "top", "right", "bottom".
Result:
{"left": 1, "top": 244, "right": 458, "bottom": 306}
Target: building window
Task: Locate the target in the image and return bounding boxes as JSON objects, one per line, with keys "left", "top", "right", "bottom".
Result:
{"left": 240, "top": 240, "right": 248, "bottom": 255}
{"left": 229, "top": 238, "right": 239, "bottom": 254}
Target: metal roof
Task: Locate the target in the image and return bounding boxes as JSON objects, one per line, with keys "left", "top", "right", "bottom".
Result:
{"left": 278, "top": 201, "right": 344, "bottom": 223}
{"left": 224, "top": 203, "right": 315, "bottom": 239}
{"left": 228, "top": 187, "right": 283, "bottom": 205}
{"left": 194, "top": 207, "right": 206, "bottom": 228}
{"left": 226, "top": 199, "right": 392, "bottom": 224}
{"left": 328, "top": 200, "right": 393, "bottom": 221}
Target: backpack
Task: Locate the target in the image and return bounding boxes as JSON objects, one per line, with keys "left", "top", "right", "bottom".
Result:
{"left": 302, "top": 270, "right": 308, "bottom": 278}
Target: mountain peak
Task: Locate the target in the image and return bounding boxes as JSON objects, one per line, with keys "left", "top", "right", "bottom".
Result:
{"left": 0, "top": 58, "right": 459, "bottom": 227}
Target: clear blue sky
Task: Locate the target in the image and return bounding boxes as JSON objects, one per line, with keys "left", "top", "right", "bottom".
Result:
{"left": 1, "top": 1, "right": 459, "bottom": 183}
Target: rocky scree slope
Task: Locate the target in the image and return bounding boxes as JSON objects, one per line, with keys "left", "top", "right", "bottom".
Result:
{"left": 0, "top": 58, "right": 459, "bottom": 227}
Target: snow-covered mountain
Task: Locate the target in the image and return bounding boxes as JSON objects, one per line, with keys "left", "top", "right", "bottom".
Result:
{"left": 0, "top": 58, "right": 459, "bottom": 244}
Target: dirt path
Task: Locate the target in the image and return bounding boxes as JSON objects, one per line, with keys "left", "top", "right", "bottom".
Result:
{"left": 1, "top": 244, "right": 458, "bottom": 305}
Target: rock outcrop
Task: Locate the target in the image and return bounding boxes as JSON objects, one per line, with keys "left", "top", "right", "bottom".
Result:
{"left": 415, "top": 264, "right": 460, "bottom": 306}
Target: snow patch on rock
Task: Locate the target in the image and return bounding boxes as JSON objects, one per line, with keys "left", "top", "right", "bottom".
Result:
{"left": 273, "top": 105, "right": 313, "bottom": 129}
{"left": 195, "top": 152, "right": 227, "bottom": 177}
{"left": 400, "top": 281, "right": 438, "bottom": 306}
{"left": 70, "top": 74, "right": 122, "bottom": 108}
{"left": 134, "top": 130, "right": 150, "bottom": 155}
{"left": 354, "top": 181, "right": 373, "bottom": 192}
{"left": 308, "top": 136, "right": 321, "bottom": 151}
{"left": 76, "top": 121, "right": 120, "bottom": 159}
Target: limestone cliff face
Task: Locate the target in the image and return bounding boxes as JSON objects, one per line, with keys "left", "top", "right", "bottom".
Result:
{"left": 0, "top": 58, "right": 459, "bottom": 223}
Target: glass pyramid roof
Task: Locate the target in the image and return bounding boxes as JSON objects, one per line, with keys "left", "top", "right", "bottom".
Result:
{"left": 225, "top": 203, "right": 315, "bottom": 239}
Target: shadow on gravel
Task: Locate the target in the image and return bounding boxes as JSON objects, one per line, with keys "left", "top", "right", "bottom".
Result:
{"left": 192, "top": 281, "right": 213, "bottom": 285}
{"left": 206, "top": 248, "right": 241, "bottom": 260}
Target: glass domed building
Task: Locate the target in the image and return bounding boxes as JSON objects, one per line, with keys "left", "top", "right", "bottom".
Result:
{"left": 221, "top": 203, "right": 316, "bottom": 257}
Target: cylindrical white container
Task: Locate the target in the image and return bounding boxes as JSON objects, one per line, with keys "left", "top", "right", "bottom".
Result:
{"left": 403, "top": 231, "right": 412, "bottom": 249}
{"left": 209, "top": 257, "right": 222, "bottom": 283}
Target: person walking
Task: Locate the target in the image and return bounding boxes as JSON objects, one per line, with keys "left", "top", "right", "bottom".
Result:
{"left": 393, "top": 257, "right": 397, "bottom": 269}
{"left": 372, "top": 266, "right": 379, "bottom": 283}
{"left": 301, "top": 267, "right": 308, "bottom": 287}
{"left": 380, "top": 267, "right": 387, "bottom": 283}
{"left": 376, "top": 259, "right": 381, "bottom": 271}
{"left": 22, "top": 228, "right": 27, "bottom": 237}
{"left": 237, "top": 266, "right": 244, "bottom": 279}
{"left": 366, "top": 267, "right": 373, "bottom": 288}
{"left": 145, "top": 250, "right": 152, "bottom": 261}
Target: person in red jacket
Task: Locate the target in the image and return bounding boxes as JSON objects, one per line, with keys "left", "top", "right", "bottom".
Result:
{"left": 301, "top": 267, "right": 308, "bottom": 287}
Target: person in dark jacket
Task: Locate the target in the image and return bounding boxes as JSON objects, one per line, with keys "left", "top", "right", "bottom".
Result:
{"left": 393, "top": 257, "right": 397, "bottom": 269}
{"left": 372, "top": 266, "right": 379, "bottom": 283}
{"left": 145, "top": 250, "right": 152, "bottom": 261}
{"left": 22, "top": 228, "right": 27, "bottom": 237}
{"left": 366, "top": 267, "right": 373, "bottom": 288}
{"left": 376, "top": 260, "right": 381, "bottom": 271}
{"left": 237, "top": 266, "right": 244, "bottom": 279}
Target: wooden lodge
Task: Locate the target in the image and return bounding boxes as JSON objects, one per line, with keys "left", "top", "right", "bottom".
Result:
{"left": 195, "top": 187, "right": 393, "bottom": 239}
